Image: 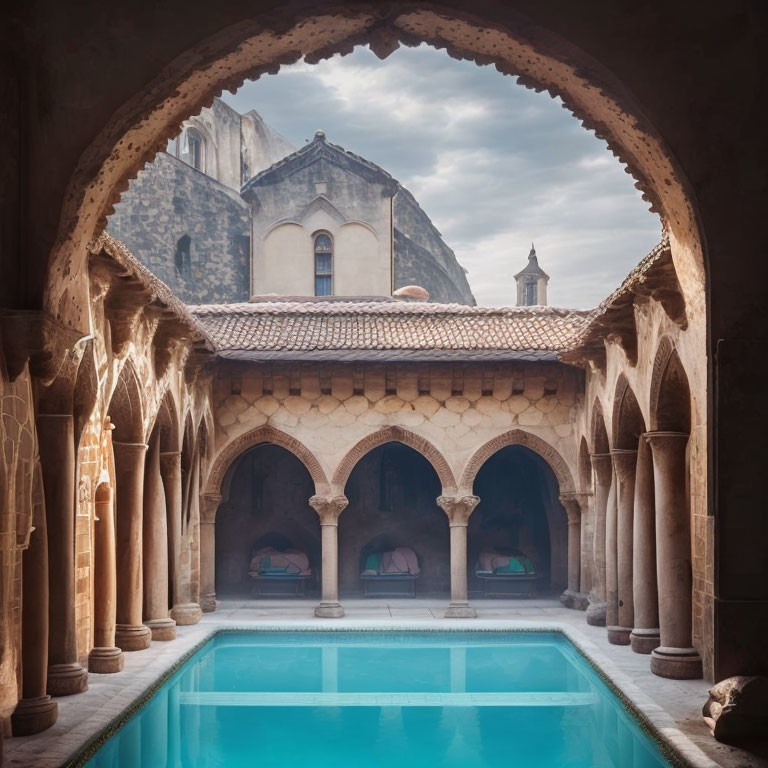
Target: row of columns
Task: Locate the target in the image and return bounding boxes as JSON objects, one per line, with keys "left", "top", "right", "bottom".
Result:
{"left": 587, "top": 433, "right": 701, "bottom": 679}
{"left": 11, "top": 420, "right": 206, "bottom": 736}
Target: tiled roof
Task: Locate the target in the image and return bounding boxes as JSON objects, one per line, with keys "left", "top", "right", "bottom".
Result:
{"left": 190, "top": 301, "right": 592, "bottom": 362}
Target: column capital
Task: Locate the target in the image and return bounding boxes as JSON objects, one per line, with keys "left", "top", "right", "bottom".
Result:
{"left": 309, "top": 495, "right": 348, "bottom": 525}
{"left": 437, "top": 495, "right": 480, "bottom": 527}
{"left": 558, "top": 493, "right": 582, "bottom": 524}
{"left": 200, "top": 493, "right": 222, "bottom": 525}
{"left": 610, "top": 448, "right": 638, "bottom": 482}
{"left": 590, "top": 452, "right": 613, "bottom": 485}
{"left": 645, "top": 430, "right": 689, "bottom": 447}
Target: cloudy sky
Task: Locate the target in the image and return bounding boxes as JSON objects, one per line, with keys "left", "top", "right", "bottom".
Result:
{"left": 222, "top": 44, "right": 660, "bottom": 308}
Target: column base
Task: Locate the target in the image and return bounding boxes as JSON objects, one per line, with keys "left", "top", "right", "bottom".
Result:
{"left": 88, "top": 646, "right": 124, "bottom": 673}
{"left": 630, "top": 628, "right": 661, "bottom": 654}
{"left": 444, "top": 602, "right": 477, "bottom": 618}
{"left": 115, "top": 623, "right": 152, "bottom": 651}
{"left": 146, "top": 617, "right": 177, "bottom": 641}
{"left": 586, "top": 601, "right": 607, "bottom": 626}
{"left": 170, "top": 602, "right": 202, "bottom": 625}
{"left": 560, "top": 590, "right": 589, "bottom": 610}
{"left": 607, "top": 625, "right": 632, "bottom": 645}
{"left": 200, "top": 593, "right": 217, "bottom": 613}
{"left": 46, "top": 662, "right": 88, "bottom": 696}
{"left": 314, "top": 602, "right": 344, "bottom": 618}
{"left": 11, "top": 695, "right": 58, "bottom": 736}
{"left": 650, "top": 646, "right": 703, "bottom": 679}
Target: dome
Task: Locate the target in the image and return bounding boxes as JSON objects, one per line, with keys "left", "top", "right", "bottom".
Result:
{"left": 393, "top": 285, "right": 430, "bottom": 302}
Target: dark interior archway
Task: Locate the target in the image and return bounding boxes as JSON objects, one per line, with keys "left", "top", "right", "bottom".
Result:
{"left": 339, "top": 442, "right": 448, "bottom": 596}
{"left": 215, "top": 443, "right": 320, "bottom": 597}
{"left": 469, "top": 444, "right": 567, "bottom": 595}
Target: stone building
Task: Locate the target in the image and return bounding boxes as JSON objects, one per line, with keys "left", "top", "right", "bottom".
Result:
{"left": 109, "top": 100, "right": 476, "bottom": 306}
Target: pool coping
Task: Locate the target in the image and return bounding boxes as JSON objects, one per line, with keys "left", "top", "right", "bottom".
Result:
{"left": 17, "top": 620, "right": 719, "bottom": 768}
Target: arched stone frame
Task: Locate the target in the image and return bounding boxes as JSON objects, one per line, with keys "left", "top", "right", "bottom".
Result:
{"left": 154, "top": 387, "right": 181, "bottom": 454}
{"left": 649, "top": 335, "right": 691, "bottom": 433}
{"left": 43, "top": 5, "right": 706, "bottom": 333}
{"left": 206, "top": 425, "right": 331, "bottom": 502}
{"left": 577, "top": 435, "right": 592, "bottom": 493}
{"left": 459, "top": 429, "right": 575, "bottom": 495}
{"left": 331, "top": 425, "right": 457, "bottom": 494}
{"left": 612, "top": 373, "right": 647, "bottom": 450}
{"left": 106, "top": 359, "right": 144, "bottom": 444}
{"left": 590, "top": 398, "right": 610, "bottom": 455}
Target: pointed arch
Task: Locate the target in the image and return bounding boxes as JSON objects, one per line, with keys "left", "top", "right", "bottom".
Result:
{"left": 332, "top": 426, "right": 456, "bottom": 494}
{"left": 155, "top": 388, "right": 180, "bottom": 453}
{"left": 578, "top": 436, "right": 592, "bottom": 492}
{"left": 591, "top": 398, "right": 610, "bottom": 455}
{"left": 107, "top": 360, "right": 144, "bottom": 443}
{"left": 612, "top": 374, "right": 647, "bottom": 450}
{"left": 207, "top": 426, "right": 330, "bottom": 496}
{"left": 460, "top": 429, "right": 575, "bottom": 494}
{"left": 650, "top": 337, "right": 691, "bottom": 433}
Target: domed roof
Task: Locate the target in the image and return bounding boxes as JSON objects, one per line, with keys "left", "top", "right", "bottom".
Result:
{"left": 393, "top": 285, "right": 430, "bottom": 302}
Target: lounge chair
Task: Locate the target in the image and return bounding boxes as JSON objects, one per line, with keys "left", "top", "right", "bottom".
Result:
{"left": 249, "top": 546, "right": 311, "bottom": 597}
{"left": 475, "top": 549, "right": 538, "bottom": 598}
{"left": 360, "top": 547, "right": 421, "bottom": 597}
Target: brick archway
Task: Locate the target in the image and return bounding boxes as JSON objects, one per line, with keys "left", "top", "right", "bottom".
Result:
{"left": 206, "top": 426, "right": 330, "bottom": 497}
{"left": 459, "top": 429, "right": 575, "bottom": 494}
{"left": 332, "top": 426, "right": 457, "bottom": 494}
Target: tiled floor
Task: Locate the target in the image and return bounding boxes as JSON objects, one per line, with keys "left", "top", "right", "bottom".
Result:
{"left": 4, "top": 598, "right": 767, "bottom": 768}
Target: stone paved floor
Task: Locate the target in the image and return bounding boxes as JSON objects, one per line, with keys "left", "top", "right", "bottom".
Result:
{"left": 4, "top": 598, "right": 767, "bottom": 768}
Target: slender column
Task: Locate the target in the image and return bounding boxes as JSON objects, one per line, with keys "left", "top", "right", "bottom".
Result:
{"left": 438, "top": 495, "right": 480, "bottom": 618}
{"left": 143, "top": 434, "right": 176, "bottom": 641}
{"left": 199, "top": 493, "right": 221, "bottom": 612}
{"left": 311, "top": 495, "right": 348, "bottom": 618}
{"left": 608, "top": 449, "right": 637, "bottom": 645}
{"left": 163, "top": 452, "right": 200, "bottom": 626}
{"left": 604, "top": 463, "right": 619, "bottom": 633}
{"left": 578, "top": 492, "right": 594, "bottom": 597}
{"left": 587, "top": 453, "right": 612, "bottom": 626}
{"left": 559, "top": 493, "right": 588, "bottom": 610}
{"left": 12, "top": 475, "right": 58, "bottom": 734}
{"left": 630, "top": 435, "right": 660, "bottom": 653}
{"left": 88, "top": 478, "right": 124, "bottom": 673}
{"left": 37, "top": 414, "right": 88, "bottom": 695}
{"left": 113, "top": 440, "right": 152, "bottom": 651}
{"left": 646, "top": 432, "right": 702, "bottom": 679}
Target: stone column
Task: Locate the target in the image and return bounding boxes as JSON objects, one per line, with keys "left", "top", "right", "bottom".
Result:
{"left": 113, "top": 440, "right": 152, "bottom": 651}
{"left": 88, "top": 479, "right": 124, "bottom": 673}
{"left": 12, "top": 478, "right": 58, "bottom": 734}
{"left": 630, "top": 435, "right": 660, "bottom": 654}
{"left": 37, "top": 413, "right": 88, "bottom": 695}
{"left": 587, "top": 453, "right": 612, "bottom": 626}
{"left": 559, "top": 493, "right": 588, "bottom": 610}
{"left": 645, "top": 431, "right": 702, "bottom": 679}
{"left": 438, "top": 495, "right": 480, "bottom": 618}
{"left": 608, "top": 449, "right": 637, "bottom": 645}
{"left": 199, "top": 493, "right": 221, "bottom": 613}
{"left": 143, "top": 434, "right": 175, "bottom": 641}
{"left": 604, "top": 463, "right": 619, "bottom": 635}
{"left": 310, "top": 495, "right": 348, "bottom": 618}
{"left": 163, "top": 452, "right": 200, "bottom": 626}
{"left": 577, "top": 492, "right": 594, "bottom": 597}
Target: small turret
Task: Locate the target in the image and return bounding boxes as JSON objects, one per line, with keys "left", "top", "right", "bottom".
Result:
{"left": 514, "top": 243, "right": 549, "bottom": 306}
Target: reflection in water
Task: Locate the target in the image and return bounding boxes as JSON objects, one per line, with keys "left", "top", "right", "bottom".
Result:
{"left": 86, "top": 633, "right": 672, "bottom": 768}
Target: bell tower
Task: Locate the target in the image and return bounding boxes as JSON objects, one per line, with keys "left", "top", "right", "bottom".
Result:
{"left": 514, "top": 243, "right": 549, "bottom": 306}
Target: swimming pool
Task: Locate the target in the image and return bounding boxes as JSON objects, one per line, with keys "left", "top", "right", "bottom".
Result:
{"left": 83, "top": 631, "right": 675, "bottom": 768}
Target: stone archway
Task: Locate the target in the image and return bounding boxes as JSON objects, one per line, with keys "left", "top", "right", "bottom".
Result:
{"left": 459, "top": 428, "right": 575, "bottom": 494}
{"left": 332, "top": 425, "right": 456, "bottom": 494}
{"left": 41, "top": 5, "right": 704, "bottom": 334}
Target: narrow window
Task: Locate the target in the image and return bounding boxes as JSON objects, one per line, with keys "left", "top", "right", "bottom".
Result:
{"left": 314, "top": 233, "right": 333, "bottom": 296}
{"left": 175, "top": 235, "right": 191, "bottom": 276}
{"left": 525, "top": 279, "right": 537, "bottom": 305}
{"left": 184, "top": 128, "right": 204, "bottom": 171}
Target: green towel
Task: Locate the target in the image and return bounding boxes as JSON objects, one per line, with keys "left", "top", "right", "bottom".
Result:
{"left": 364, "top": 553, "right": 382, "bottom": 574}
{"left": 495, "top": 555, "right": 534, "bottom": 575}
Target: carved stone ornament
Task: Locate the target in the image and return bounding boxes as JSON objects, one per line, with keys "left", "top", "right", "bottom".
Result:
{"left": 436, "top": 495, "right": 480, "bottom": 526}
{"left": 309, "top": 495, "right": 349, "bottom": 525}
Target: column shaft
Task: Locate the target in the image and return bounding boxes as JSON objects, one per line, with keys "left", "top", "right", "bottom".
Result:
{"left": 646, "top": 431, "right": 702, "bottom": 679}
{"left": 11, "top": 478, "right": 58, "bottom": 734}
{"left": 630, "top": 435, "right": 660, "bottom": 653}
{"left": 89, "top": 480, "right": 124, "bottom": 673}
{"left": 199, "top": 493, "right": 220, "bottom": 612}
{"left": 113, "top": 441, "right": 151, "bottom": 651}
{"left": 143, "top": 434, "right": 175, "bottom": 640}
{"left": 605, "top": 465, "right": 619, "bottom": 631}
{"left": 311, "top": 495, "right": 348, "bottom": 618}
{"left": 559, "top": 494, "right": 588, "bottom": 610}
{"left": 438, "top": 495, "right": 480, "bottom": 619}
{"left": 587, "top": 454, "right": 612, "bottom": 626}
{"left": 608, "top": 450, "right": 637, "bottom": 645}
{"left": 37, "top": 413, "right": 88, "bottom": 695}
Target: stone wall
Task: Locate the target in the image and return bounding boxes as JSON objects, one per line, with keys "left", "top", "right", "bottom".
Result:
{"left": 108, "top": 153, "right": 251, "bottom": 304}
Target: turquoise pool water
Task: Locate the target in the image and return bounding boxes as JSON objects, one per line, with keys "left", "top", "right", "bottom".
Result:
{"left": 84, "top": 632, "right": 674, "bottom": 768}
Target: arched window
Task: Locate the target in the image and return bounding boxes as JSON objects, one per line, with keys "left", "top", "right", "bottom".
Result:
{"left": 314, "top": 233, "right": 333, "bottom": 296}
{"left": 525, "top": 279, "right": 537, "bottom": 305}
{"left": 175, "top": 234, "right": 191, "bottom": 276}
{"left": 184, "top": 128, "right": 204, "bottom": 171}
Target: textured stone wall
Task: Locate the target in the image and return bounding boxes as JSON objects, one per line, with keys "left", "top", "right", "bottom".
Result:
{"left": 108, "top": 153, "right": 251, "bottom": 304}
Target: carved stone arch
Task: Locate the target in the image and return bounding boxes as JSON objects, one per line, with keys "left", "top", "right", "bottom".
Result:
{"left": 611, "top": 374, "right": 647, "bottom": 450}
{"left": 590, "top": 398, "right": 610, "bottom": 454}
{"left": 107, "top": 359, "right": 144, "bottom": 443}
{"left": 339, "top": 219, "right": 378, "bottom": 237}
{"left": 650, "top": 336, "right": 691, "bottom": 433}
{"left": 207, "top": 426, "right": 330, "bottom": 497}
{"left": 649, "top": 335, "right": 676, "bottom": 427}
{"left": 301, "top": 195, "right": 346, "bottom": 226}
{"left": 459, "top": 429, "right": 575, "bottom": 494}
{"left": 332, "top": 426, "right": 457, "bottom": 494}
{"left": 155, "top": 387, "right": 181, "bottom": 453}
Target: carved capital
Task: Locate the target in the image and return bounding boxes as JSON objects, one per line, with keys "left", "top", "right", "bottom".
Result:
{"left": 200, "top": 492, "right": 222, "bottom": 524}
{"left": 590, "top": 452, "right": 613, "bottom": 486}
{"left": 610, "top": 448, "right": 638, "bottom": 482}
{"left": 437, "top": 494, "right": 480, "bottom": 526}
{"left": 309, "top": 495, "right": 348, "bottom": 525}
{"left": 558, "top": 492, "right": 583, "bottom": 524}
